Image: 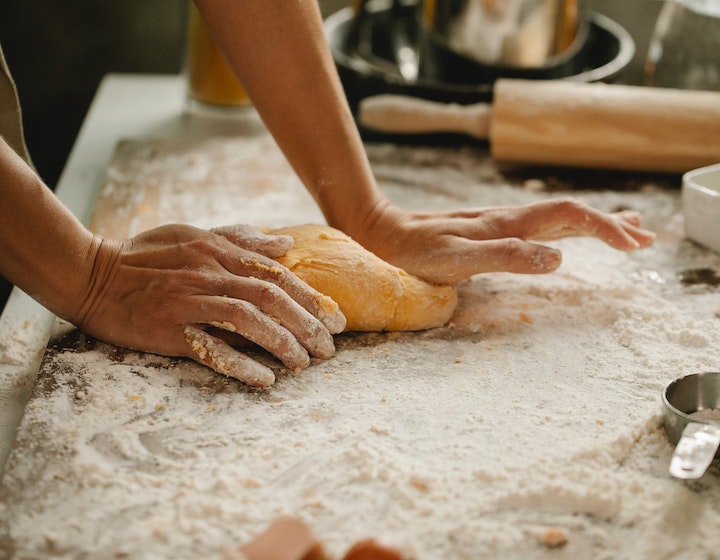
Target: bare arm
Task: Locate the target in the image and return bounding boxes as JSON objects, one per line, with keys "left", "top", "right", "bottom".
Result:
{"left": 195, "top": 0, "right": 655, "bottom": 284}
{"left": 0, "top": 137, "right": 97, "bottom": 320}
{"left": 0, "top": 137, "right": 345, "bottom": 385}
{"left": 192, "top": 0, "right": 384, "bottom": 238}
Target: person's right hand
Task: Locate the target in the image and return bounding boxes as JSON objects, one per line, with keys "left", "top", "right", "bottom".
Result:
{"left": 72, "top": 224, "right": 346, "bottom": 388}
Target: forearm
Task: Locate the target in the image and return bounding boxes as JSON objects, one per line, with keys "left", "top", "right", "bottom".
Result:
{"left": 193, "top": 0, "right": 388, "bottom": 239}
{"left": 0, "top": 137, "right": 98, "bottom": 322}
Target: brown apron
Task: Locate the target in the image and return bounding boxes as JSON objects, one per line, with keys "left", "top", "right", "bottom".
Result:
{"left": 0, "top": 43, "right": 31, "bottom": 164}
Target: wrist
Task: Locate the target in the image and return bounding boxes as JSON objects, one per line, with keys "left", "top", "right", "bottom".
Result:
{"left": 67, "top": 236, "right": 121, "bottom": 330}
{"left": 314, "top": 171, "right": 393, "bottom": 240}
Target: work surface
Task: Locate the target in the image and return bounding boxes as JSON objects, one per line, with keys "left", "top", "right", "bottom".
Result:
{"left": 2, "top": 111, "right": 720, "bottom": 559}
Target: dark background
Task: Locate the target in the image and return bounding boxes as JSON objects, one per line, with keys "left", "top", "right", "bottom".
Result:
{"left": 0, "top": 0, "right": 349, "bottom": 188}
{"left": 0, "top": 0, "right": 661, "bottom": 312}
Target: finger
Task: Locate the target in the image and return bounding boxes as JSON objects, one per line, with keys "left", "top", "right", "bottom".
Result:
{"left": 198, "top": 297, "right": 311, "bottom": 372}
{"left": 423, "top": 203, "right": 655, "bottom": 250}
{"left": 184, "top": 326, "right": 275, "bottom": 388}
{"left": 516, "top": 200, "right": 650, "bottom": 250}
{"left": 212, "top": 224, "right": 293, "bottom": 258}
{"left": 215, "top": 277, "right": 336, "bottom": 359}
{"left": 200, "top": 275, "right": 337, "bottom": 358}
{"left": 416, "top": 237, "right": 562, "bottom": 283}
{"left": 613, "top": 212, "right": 656, "bottom": 248}
{"left": 465, "top": 237, "right": 563, "bottom": 275}
{"left": 220, "top": 249, "right": 347, "bottom": 334}
{"left": 613, "top": 209, "right": 642, "bottom": 227}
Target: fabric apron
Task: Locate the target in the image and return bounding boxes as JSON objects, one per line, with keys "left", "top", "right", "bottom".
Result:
{"left": 0, "top": 43, "right": 31, "bottom": 164}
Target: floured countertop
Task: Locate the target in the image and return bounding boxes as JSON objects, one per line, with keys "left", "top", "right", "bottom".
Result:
{"left": 2, "top": 123, "right": 720, "bottom": 559}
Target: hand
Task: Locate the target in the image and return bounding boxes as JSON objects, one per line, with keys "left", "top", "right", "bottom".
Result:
{"left": 352, "top": 198, "right": 656, "bottom": 285}
{"left": 73, "top": 224, "right": 346, "bottom": 387}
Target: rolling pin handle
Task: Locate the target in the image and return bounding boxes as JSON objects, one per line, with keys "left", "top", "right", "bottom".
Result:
{"left": 358, "top": 94, "right": 491, "bottom": 139}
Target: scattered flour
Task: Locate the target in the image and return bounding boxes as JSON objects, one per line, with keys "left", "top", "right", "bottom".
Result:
{"left": 1, "top": 137, "right": 720, "bottom": 559}
{"left": 691, "top": 409, "right": 720, "bottom": 423}
{"left": 0, "top": 301, "right": 57, "bottom": 476}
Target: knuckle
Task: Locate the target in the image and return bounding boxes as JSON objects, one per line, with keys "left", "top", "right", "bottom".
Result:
{"left": 556, "top": 197, "right": 587, "bottom": 217}
{"left": 226, "top": 298, "right": 258, "bottom": 318}
{"left": 255, "top": 280, "right": 289, "bottom": 306}
{"left": 502, "top": 237, "right": 527, "bottom": 258}
{"left": 186, "top": 235, "right": 222, "bottom": 257}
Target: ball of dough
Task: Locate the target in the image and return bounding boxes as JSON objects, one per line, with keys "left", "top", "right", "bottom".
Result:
{"left": 271, "top": 225, "right": 458, "bottom": 332}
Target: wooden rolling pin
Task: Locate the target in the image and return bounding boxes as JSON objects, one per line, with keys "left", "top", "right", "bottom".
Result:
{"left": 358, "top": 79, "right": 720, "bottom": 173}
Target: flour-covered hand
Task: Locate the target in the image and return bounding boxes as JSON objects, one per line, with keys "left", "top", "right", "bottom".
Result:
{"left": 350, "top": 198, "right": 655, "bottom": 285}
{"left": 73, "top": 224, "right": 346, "bottom": 387}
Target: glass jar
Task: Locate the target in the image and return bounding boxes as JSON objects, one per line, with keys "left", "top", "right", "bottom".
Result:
{"left": 185, "top": 2, "right": 252, "bottom": 114}
{"left": 645, "top": 0, "right": 720, "bottom": 90}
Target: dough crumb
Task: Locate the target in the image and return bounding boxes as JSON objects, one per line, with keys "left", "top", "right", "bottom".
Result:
{"left": 531, "top": 527, "right": 568, "bottom": 548}
{"left": 409, "top": 476, "right": 431, "bottom": 492}
{"left": 523, "top": 178, "right": 546, "bottom": 191}
{"left": 370, "top": 425, "right": 390, "bottom": 436}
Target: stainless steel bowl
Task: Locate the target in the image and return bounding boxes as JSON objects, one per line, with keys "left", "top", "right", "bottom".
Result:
{"left": 421, "top": 0, "right": 588, "bottom": 68}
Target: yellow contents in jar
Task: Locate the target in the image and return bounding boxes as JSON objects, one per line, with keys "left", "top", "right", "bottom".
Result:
{"left": 186, "top": 3, "right": 250, "bottom": 107}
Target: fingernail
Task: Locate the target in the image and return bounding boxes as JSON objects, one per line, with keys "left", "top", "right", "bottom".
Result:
{"left": 626, "top": 237, "right": 641, "bottom": 250}
{"left": 534, "top": 248, "right": 562, "bottom": 271}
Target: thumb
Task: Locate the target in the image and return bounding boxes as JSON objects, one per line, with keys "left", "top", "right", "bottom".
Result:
{"left": 470, "top": 238, "right": 563, "bottom": 276}
{"left": 422, "top": 238, "right": 563, "bottom": 284}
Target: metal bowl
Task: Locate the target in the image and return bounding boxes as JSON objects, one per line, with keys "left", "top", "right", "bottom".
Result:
{"left": 325, "top": 4, "right": 635, "bottom": 115}
{"left": 421, "top": 0, "right": 589, "bottom": 69}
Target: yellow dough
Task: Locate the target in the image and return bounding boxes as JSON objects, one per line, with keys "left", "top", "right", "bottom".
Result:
{"left": 271, "top": 225, "right": 458, "bottom": 332}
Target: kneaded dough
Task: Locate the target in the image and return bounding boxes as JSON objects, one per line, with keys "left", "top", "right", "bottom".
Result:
{"left": 271, "top": 225, "right": 458, "bottom": 332}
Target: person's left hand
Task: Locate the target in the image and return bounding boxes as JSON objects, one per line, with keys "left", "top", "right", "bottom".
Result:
{"left": 347, "top": 198, "right": 655, "bottom": 285}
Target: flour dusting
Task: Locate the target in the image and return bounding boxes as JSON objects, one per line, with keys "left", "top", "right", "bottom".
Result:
{"left": 2, "top": 136, "right": 720, "bottom": 559}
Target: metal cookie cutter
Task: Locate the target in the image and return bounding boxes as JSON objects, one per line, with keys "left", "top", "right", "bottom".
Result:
{"left": 663, "top": 372, "right": 720, "bottom": 480}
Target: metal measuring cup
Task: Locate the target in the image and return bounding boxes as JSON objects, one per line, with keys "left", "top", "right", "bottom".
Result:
{"left": 662, "top": 372, "right": 720, "bottom": 480}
